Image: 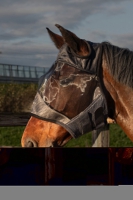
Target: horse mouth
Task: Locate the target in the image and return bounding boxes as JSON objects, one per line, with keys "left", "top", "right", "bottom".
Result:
{"left": 53, "top": 133, "right": 72, "bottom": 147}
{"left": 22, "top": 134, "right": 72, "bottom": 148}
{"left": 51, "top": 142, "right": 62, "bottom": 147}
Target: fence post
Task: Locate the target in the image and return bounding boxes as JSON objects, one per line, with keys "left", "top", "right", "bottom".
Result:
{"left": 45, "top": 148, "right": 56, "bottom": 184}
{"left": 108, "top": 148, "right": 115, "bottom": 185}
{"left": 92, "top": 125, "right": 109, "bottom": 147}
{"left": 45, "top": 148, "right": 63, "bottom": 184}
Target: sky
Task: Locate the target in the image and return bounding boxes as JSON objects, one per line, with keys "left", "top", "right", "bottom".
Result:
{"left": 0, "top": 0, "right": 133, "bottom": 69}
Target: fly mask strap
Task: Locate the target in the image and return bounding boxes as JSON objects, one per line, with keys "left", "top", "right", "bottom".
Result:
{"left": 65, "top": 94, "right": 107, "bottom": 138}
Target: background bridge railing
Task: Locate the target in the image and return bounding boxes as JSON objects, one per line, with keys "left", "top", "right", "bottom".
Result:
{"left": 0, "top": 63, "right": 49, "bottom": 83}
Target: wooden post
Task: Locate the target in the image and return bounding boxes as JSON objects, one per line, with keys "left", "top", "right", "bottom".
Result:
{"left": 92, "top": 125, "right": 109, "bottom": 147}
{"left": 45, "top": 148, "right": 63, "bottom": 184}
{"left": 45, "top": 148, "right": 56, "bottom": 184}
{"left": 54, "top": 148, "right": 63, "bottom": 180}
{"left": 108, "top": 148, "right": 115, "bottom": 185}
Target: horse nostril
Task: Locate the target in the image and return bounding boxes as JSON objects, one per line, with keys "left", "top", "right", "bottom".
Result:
{"left": 25, "top": 139, "right": 38, "bottom": 147}
{"left": 27, "top": 141, "right": 34, "bottom": 147}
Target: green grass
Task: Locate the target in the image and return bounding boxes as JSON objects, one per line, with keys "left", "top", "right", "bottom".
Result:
{"left": 109, "top": 124, "right": 133, "bottom": 147}
{"left": 64, "top": 124, "right": 133, "bottom": 147}
{"left": 0, "top": 126, "right": 24, "bottom": 146}
{"left": 0, "top": 124, "right": 133, "bottom": 147}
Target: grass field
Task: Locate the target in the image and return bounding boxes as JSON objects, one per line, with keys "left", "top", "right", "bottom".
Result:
{"left": 0, "top": 124, "right": 133, "bottom": 147}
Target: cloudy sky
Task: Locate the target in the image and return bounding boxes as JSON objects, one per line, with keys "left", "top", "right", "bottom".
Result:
{"left": 0, "top": 0, "right": 133, "bottom": 69}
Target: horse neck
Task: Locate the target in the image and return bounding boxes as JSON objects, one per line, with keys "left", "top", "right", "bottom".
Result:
{"left": 102, "top": 59, "right": 133, "bottom": 140}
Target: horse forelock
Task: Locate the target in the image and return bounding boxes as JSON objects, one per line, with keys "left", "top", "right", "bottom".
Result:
{"left": 102, "top": 42, "right": 133, "bottom": 88}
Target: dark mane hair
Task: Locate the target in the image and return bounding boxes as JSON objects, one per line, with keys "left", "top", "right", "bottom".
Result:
{"left": 102, "top": 42, "right": 133, "bottom": 88}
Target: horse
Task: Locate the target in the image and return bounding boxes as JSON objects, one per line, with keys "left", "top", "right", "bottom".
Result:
{"left": 21, "top": 24, "right": 133, "bottom": 147}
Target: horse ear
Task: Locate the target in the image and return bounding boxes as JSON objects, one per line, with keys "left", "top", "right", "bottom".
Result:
{"left": 55, "top": 24, "right": 90, "bottom": 57}
{"left": 46, "top": 28, "right": 65, "bottom": 49}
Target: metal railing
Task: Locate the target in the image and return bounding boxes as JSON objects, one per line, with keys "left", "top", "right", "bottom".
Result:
{"left": 0, "top": 63, "right": 49, "bottom": 83}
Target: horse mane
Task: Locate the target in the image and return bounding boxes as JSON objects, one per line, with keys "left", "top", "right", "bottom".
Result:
{"left": 102, "top": 42, "right": 133, "bottom": 88}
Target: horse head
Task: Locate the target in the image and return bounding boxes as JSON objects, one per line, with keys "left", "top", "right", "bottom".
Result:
{"left": 21, "top": 24, "right": 133, "bottom": 147}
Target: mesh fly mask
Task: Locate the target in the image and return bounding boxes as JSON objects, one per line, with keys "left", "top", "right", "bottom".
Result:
{"left": 31, "top": 41, "right": 108, "bottom": 138}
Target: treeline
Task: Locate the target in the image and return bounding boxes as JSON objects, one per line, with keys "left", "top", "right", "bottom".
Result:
{"left": 0, "top": 83, "right": 38, "bottom": 113}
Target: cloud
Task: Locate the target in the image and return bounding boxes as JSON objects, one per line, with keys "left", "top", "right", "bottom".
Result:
{"left": 0, "top": 40, "right": 58, "bottom": 67}
{"left": 0, "top": 0, "right": 128, "bottom": 40}
{"left": 0, "top": 0, "right": 133, "bottom": 67}
{"left": 111, "top": 33, "right": 133, "bottom": 50}
{"left": 86, "top": 28, "right": 133, "bottom": 50}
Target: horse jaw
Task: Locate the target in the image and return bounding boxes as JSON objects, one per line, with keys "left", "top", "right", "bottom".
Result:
{"left": 21, "top": 116, "right": 72, "bottom": 147}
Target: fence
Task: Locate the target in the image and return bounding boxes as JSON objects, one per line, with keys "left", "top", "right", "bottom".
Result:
{"left": 0, "top": 113, "right": 31, "bottom": 126}
{"left": 44, "top": 148, "right": 114, "bottom": 185}
{"left": 0, "top": 112, "right": 110, "bottom": 147}
{"left": 0, "top": 63, "right": 49, "bottom": 83}
{"left": 92, "top": 125, "right": 110, "bottom": 147}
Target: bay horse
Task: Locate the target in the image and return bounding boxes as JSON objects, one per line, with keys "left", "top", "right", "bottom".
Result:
{"left": 21, "top": 24, "right": 133, "bottom": 147}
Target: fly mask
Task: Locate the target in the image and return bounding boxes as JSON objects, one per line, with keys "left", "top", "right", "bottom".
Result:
{"left": 31, "top": 41, "right": 108, "bottom": 138}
